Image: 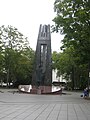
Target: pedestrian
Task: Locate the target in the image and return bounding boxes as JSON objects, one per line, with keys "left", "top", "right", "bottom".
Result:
{"left": 86, "top": 87, "right": 89, "bottom": 97}
{"left": 83, "top": 88, "right": 88, "bottom": 98}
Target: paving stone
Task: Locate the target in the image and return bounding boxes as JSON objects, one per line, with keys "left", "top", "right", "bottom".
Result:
{"left": 0, "top": 90, "right": 90, "bottom": 120}
{"left": 68, "top": 117, "right": 77, "bottom": 120}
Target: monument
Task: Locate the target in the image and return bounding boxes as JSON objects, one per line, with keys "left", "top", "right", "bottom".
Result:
{"left": 31, "top": 24, "right": 52, "bottom": 94}
{"left": 18, "top": 25, "right": 62, "bottom": 94}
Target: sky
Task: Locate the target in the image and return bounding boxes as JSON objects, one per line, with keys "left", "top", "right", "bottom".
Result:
{"left": 0, "top": 0, "right": 64, "bottom": 52}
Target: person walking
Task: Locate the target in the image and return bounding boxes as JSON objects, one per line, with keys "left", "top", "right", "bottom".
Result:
{"left": 83, "top": 88, "right": 88, "bottom": 98}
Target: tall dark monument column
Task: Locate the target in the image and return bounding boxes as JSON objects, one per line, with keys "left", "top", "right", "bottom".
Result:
{"left": 32, "top": 24, "right": 52, "bottom": 87}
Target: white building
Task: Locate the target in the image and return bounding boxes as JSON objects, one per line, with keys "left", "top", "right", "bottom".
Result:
{"left": 52, "top": 69, "right": 66, "bottom": 83}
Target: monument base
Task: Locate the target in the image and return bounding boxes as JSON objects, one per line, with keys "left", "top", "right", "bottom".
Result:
{"left": 30, "top": 86, "right": 52, "bottom": 94}
{"left": 18, "top": 85, "right": 62, "bottom": 95}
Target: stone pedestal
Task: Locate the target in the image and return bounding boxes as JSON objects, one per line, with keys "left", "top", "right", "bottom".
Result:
{"left": 37, "top": 89, "right": 41, "bottom": 94}
{"left": 30, "top": 86, "right": 52, "bottom": 94}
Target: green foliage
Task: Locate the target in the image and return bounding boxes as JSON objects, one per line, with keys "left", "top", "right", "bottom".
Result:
{"left": 13, "top": 48, "right": 35, "bottom": 87}
{"left": 0, "top": 25, "right": 29, "bottom": 51}
{"left": 53, "top": 0, "right": 90, "bottom": 54}
{"left": 0, "top": 25, "right": 35, "bottom": 87}
{"left": 52, "top": 47, "right": 75, "bottom": 79}
{"left": 52, "top": 0, "right": 90, "bottom": 89}
{"left": 52, "top": 51, "right": 60, "bottom": 69}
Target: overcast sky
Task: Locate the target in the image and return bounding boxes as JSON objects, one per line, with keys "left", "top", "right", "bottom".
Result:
{"left": 0, "top": 0, "right": 64, "bottom": 52}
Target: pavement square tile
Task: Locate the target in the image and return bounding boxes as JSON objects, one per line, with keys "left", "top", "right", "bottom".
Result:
{"left": 0, "top": 90, "right": 90, "bottom": 120}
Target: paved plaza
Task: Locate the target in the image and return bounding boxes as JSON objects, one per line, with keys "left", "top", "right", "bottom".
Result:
{"left": 0, "top": 89, "right": 90, "bottom": 120}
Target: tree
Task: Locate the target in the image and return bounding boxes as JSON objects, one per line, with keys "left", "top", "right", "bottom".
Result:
{"left": 13, "top": 48, "right": 35, "bottom": 87}
{"left": 0, "top": 25, "right": 35, "bottom": 87}
{"left": 52, "top": 47, "right": 75, "bottom": 79}
{"left": 52, "top": 51, "right": 60, "bottom": 70}
{"left": 53, "top": 0, "right": 90, "bottom": 60}
{"left": 0, "top": 25, "right": 29, "bottom": 51}
{"left": 0, "top": 51, "right": 4, "bottom": 86}
{"left": 52, "top": 0, "right": 90, "bottom": 89}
